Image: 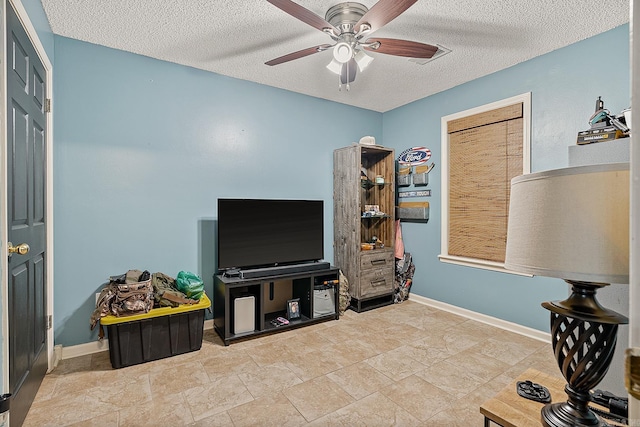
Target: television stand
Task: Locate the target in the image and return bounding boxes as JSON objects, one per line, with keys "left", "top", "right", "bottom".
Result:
{"left": 214, "top": 265, "right": 340, "bottom": 345}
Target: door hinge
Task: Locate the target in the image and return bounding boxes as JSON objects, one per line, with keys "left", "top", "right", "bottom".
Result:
{"left": 44, "top": 98, "right": 51, "bottom": 113}
{"left": 47, "top": 314, "right": 52, "bottom": 330}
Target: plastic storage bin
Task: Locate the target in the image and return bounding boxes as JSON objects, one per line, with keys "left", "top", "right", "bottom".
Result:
{"left": 101, "top": 293, "right": 210, "bottom": 368}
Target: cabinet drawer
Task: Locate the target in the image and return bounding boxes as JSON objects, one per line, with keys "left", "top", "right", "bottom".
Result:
{"left": 360, "top": 250, "right": 394, "bottom": 271}
{"left": 359, "top": 269, "right": 394, "bottom": 298}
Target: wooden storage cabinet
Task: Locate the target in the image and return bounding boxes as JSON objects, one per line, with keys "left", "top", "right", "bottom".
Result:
{"left": 214, "top": 268, "right": 340, "bottom": 345}
{"left": 334, "top": 144, "right": 395, "bottom": 312}
{"left": 358, "top": 250, "right": 395, "bottom": 299}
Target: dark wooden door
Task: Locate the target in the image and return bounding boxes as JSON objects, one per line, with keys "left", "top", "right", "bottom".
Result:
{"left": 6, "top": 1, "right": 49, "bottom": 425}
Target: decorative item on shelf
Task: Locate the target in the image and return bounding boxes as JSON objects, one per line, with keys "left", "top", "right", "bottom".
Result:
{"left": 576, "top": 96, "right": 629, "bottom": 145}
{"left": 287, "top": 298, "right": 301, "bottom": 320}
{"left": 505, "top": 163, "right": 630, "bottom": 427}
{"left": 359, "top": 136, "right": 376, "bottom": 145}
{"left": 362, "top": 204, "right": 386, "bottom": 218}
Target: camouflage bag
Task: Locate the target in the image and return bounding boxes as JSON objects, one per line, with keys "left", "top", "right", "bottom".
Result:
{"left": 152, "top": 272, "right": 198, "bottom": 308}
{"left": 89, "top": 270, "right": 154, "bottom": 336}
{"left": 338, "top": 270, "right": 351, "bottom": 315}
{"left": 111, "top": 273, "right": 153, "bottom": 316}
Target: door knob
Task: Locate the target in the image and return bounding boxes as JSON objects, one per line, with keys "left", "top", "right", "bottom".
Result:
{"left": 8, "top": 242, "right": 29, "bottom": 256}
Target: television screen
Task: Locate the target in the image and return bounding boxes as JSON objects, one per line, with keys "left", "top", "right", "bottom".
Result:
{"left": 217, "top": 199, "right": 324, "bottom": 272}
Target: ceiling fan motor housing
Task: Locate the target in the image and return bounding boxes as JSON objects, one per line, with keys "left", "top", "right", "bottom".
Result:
{"left": 325, "top": 2, "right": 368, "bottom": 34}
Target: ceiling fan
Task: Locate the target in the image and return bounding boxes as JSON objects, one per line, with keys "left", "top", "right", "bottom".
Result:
{"left": 265, "top": 0, "right": 438, "bottom": 90}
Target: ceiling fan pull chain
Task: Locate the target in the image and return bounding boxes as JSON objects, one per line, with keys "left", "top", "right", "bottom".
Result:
{"left": 346, "top": 60, "right": 350, "bottom": 91}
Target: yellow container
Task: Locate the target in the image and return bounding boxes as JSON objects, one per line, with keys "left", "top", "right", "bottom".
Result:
{"left": 102, "top": 293, "right": 210, "bottom": 368}
{"left": 101, "top": 293, "right": 210, "bottom": 325}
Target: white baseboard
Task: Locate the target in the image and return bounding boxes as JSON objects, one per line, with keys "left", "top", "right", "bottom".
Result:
{"left": 408, "top": 294, "right": 551, "bottom": 343}
{"left": 60, "top": 319, "right": 215, "bottom": 360}
{"left": 59, "top": 302, "right": 548, "bottom": 360}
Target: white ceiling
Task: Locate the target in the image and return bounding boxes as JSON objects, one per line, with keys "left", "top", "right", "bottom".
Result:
{"left": 41, "top": 0, "right": 630, "bottom": 112}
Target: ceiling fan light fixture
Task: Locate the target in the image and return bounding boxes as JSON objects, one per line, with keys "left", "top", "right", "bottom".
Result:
{"left": 333, "top": 42, "right": 353, "bottom": 63}
{"left": 326, "top": 58, "right": 343, "bottom": 75}
{"left": 354, "top": 50, "right": 373, "bottom": 72}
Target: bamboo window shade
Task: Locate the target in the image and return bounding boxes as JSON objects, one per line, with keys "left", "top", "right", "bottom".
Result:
{"left": 447, "top": 103, "right": 524, "bottom": 263}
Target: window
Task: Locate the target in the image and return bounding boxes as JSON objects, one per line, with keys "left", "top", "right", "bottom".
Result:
{"left": 439, "top": 93, "right": 531, "bottom": 273}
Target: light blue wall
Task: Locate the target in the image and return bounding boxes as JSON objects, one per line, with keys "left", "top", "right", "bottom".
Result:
{"left": 53, "top": 24, "right": 630, "bottom": 347}
{"left": 382, "top": 24, "right": 630, "bottom": 332}
{"left": 53, "top": 36, "right": 382, "bottom": 347}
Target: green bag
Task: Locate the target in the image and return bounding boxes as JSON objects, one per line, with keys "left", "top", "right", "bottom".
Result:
{"left": 175, "top": 271, "right": 204, "bottom": 300}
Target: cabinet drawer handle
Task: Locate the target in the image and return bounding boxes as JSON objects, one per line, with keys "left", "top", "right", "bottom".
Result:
{"left": 370, "top": 279, "right": 387, "bottom": 287}
{"left": 370, "top": 259, "right": 387, "bottom": 266}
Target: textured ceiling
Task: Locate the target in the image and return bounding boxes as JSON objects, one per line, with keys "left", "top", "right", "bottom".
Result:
{"left": 41, "top": 0, "right": 630, "bottom": 112}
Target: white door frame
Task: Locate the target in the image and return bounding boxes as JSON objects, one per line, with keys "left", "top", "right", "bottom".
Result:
{"left": 629, "top": 0, "right": 639, "bottom": 420}
{"left": 0, "top": 0, "right": 54, "bottom": 394}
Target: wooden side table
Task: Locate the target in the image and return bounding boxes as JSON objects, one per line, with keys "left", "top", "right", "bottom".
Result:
{"left": 480, "top": 368, "right": 625, "bottom": 427}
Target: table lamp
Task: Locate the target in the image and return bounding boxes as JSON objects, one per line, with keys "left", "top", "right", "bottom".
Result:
{"left": 505, "top": 162, "right": 630, "bottom": 427}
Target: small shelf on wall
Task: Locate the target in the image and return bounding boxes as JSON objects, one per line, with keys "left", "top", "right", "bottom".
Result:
{"left": 397, "top": 201, "right": 429, "bottom": 222}
{"left": 361, "top": 214, "right": 391, "bottom": 219}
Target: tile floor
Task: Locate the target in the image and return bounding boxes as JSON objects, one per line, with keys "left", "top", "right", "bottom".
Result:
{"left": 23, "top": 300, "right": 560, "bottom": 426}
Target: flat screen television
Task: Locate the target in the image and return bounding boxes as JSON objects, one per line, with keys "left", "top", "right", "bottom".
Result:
{"left": 217, "top": 198, "right": 324, "bottom": 272}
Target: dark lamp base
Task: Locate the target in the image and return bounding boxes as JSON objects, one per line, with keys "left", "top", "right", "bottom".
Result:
{"left": 541, "top": 280, "right": 628, "bottom": 427}
{"left": 542, "top": 402, "right": 606, "bottom": 427}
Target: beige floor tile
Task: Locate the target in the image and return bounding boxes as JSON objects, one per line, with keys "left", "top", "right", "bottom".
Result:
{"left": 327, "top": 361, "right": 394, "bottom": 400}
{"left": 246, "top": 339, "right": 299, "bottom": 366}
{"left": 117, "top": 391, "right": 195, "bottom": 426}
{"left": 474, "top": 336, "right": 542, "bottom": 366}
{"left": 283, "top": 375, "right": 355, "bottom": 422}
{"left": 25, "top": 301, "right": 563, "bottom": 426}
{"left": 401, "top": 328, "right": 479, "bottom": 366}
{"left": 506, "top": 346, "right": 559, "bottom": 379}
{"left": 357, "top": 332, "right": 404, "bottom": 354}
{"left": 227, "top": 392, "right": 307, "bottom": 427}
{"left": 414, "top": 359, "right": 486, "bottom": 399}
{"left": 444, "top": 347, "right": 512, "bottom": 382}
{"left": 67, "top": 411, "right": 119, "bottom": 427}
{"left": 148, "top": 361, "right": 210, "bottom": 398}
{"left": 381, "top": 375, "right": 455, "bottom": 422}
{"left": 47, "top": 354, "right": 93, "bottom": 378}
{"left": 365, "top": 346, "right": 428, "bottom": 381}
{"left": 23, "top": 390, "right": 114, "bottom": 427}
{"left": 308, "top": 392, "right": 422, "bottom": 426}
{"left": 200, "top": 352, "right": 261, "bottom": 380}
{"left": 279, "top": 350, "right": 344, "bottom": 382}
{"left": 187, "top": 411, "right": 234, "bottom": 427}
{"left": 320, "top": 339, "right": 379, "bottom": 367}
{"left": 425, "top": 403, "right": 486, "bottom": 426}
{"left": 32, "top": 374, "right": 57, "bottom": 402}
{"left": 184, "top": 374, "right": 255, "bottom": 421}
{"left": 84, "top": 373, "right": 153, "bottom": 409}
{"left": 239, "top": 363, "right": 303, "bottom": 398}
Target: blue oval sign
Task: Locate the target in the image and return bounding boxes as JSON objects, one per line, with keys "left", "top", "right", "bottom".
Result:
{"left": 398, "top": 147, "right": 431, "bottom": 165}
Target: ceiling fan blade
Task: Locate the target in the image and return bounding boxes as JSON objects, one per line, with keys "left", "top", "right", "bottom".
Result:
{"left": 364, "top": 38, "right": 439, "bottom": 58}
{"left": 265, "top": 44, "right": 332, "bottom": 66}
{"left": 340, "top": 59, "right": 357, "bottom": 84}
{"left": 355, "top": 0, "right": 418, "bottom": 33}
{"left": 267, "top": 0, "right": 339, "bottom": 34}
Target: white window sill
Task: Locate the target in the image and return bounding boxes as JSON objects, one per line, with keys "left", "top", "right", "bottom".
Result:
{"left": 437, "top": 254, "right": 533, "bottom": 277}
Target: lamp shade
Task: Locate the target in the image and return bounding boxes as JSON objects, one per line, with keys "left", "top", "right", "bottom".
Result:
{"left": 504, "top": 162, "right": 629, "bottom": 283}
